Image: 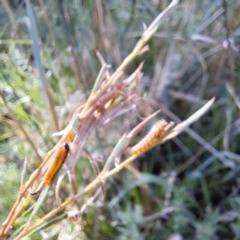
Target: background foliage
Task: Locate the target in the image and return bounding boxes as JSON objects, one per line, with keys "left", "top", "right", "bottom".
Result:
{"left": 0, "top": 0, "right": 240, "bottom": 239}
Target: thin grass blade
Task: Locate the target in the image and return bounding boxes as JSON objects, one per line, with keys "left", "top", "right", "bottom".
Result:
{"left": 25, "top": 0, "right": 47, "bottom": 102}
{"left": 27, "top": 185, "right": 50, "bottom": 224}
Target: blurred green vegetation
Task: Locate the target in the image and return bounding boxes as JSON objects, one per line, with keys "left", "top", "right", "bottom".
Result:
{"left": 0, "top": 0, "right": 240, "bottom": 239}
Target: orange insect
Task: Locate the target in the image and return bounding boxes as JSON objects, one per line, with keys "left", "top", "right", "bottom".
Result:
{"left": 128, "top": 119, "right": 167, "bottom": 155}
{"left": 31, "top": 143, "right": 70, "bottom": 195}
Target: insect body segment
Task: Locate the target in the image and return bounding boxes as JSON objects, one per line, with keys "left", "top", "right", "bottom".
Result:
{"left": 31, "top": 143, "right": 70, "bottom": 195}
{"left": 128, "top": 120, "right": 167, "bottom": 155}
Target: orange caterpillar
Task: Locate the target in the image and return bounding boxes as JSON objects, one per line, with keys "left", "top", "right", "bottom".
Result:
{"left": 128, "top": 120, "right": 167, "bottom": 155}
{"left": 31, "top": 143, "right": 70, "bottom": 195}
